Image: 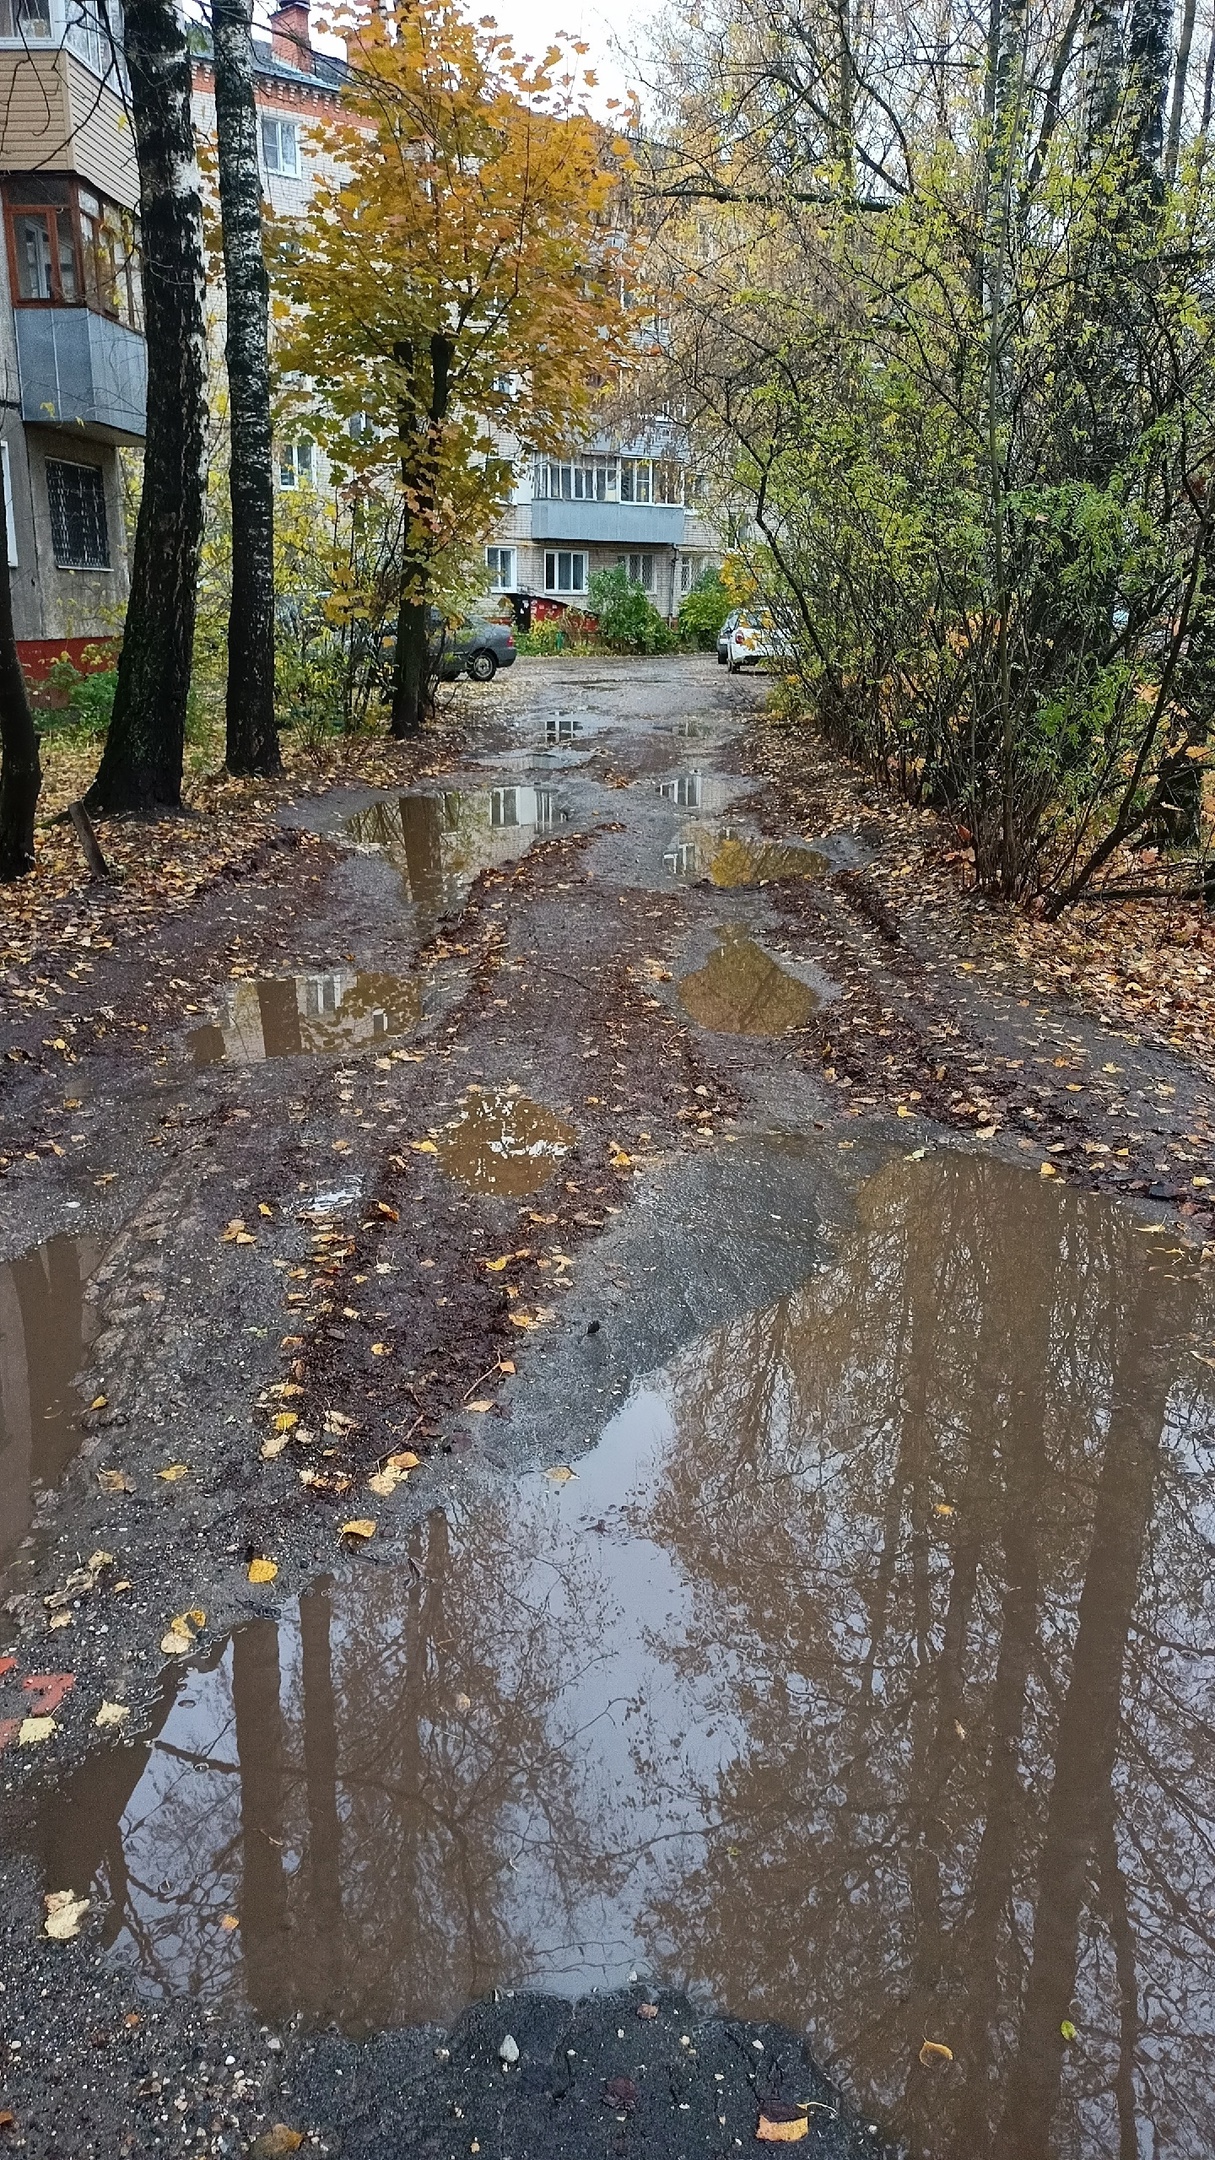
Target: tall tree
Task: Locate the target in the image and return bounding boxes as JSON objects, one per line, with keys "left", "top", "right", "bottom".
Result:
{"left": 86, "top": 0, "right": 207, "bottom": 816}
{"left": 0, "top": 480, "right": 41, "bottom": 880}
{"left": 274, "top": 0, "right": 630, "bottom": 737}
{"left": 213, "top": 0, "right": 278, "bottom": 777}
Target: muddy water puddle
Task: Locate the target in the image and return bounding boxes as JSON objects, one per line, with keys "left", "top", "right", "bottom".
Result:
{"left": 27, "top": 1157, "right": 1215, "bottom": 2158}
{"left": 434, "top": 1086, "right": 575, "bottom": 1196}
{"left": 189, "top": 970, "right": 420, "bottom": 1065}
{"left": 678, "top": 926, "right": 818, "bottom": 1033}
{"left": 1, "top": 1233, "right": 101, "bottom": 1571}
{"left": 346, "top": 782, "right": 567, "bottom": 912}
{"left": 665, "top": 823, "right": 827, "bottom": 886}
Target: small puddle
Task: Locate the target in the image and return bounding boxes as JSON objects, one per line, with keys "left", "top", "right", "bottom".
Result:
{"left": 655, "top": 772, "right": 731, "bottom": 814}
{"left": 434, "top": 1087, "right": 575, "bottom": 1196}
{"left": 678, "top": 927, "right": 817, "bottom": 1034}
{"left": 26, "top": 1160, "right": 1215, "bottom": 2160}
{"left": 346, "top": 784, "right": 564, "bottom": 912}
{"left": 1, "top": 1233, "right": 102, "bottom": 1572}
{"left": 189, "top": 971, "right": 420, "bottom": 1065}
{"left": 664, "top": 823, "right": 825, "bottom": 885}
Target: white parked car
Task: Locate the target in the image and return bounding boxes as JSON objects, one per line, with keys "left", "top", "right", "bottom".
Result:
{"left": 725, "top": 612, "right": 791, "bottom": 673}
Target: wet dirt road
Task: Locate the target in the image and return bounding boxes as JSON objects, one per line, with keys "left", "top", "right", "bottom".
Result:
{"left": 2, "top": 656, "right": 1215, "bottom": 2159}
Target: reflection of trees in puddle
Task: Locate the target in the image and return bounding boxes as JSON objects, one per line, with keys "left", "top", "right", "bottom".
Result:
{"left": 346, "top": 785, "right": 560, "bottom": 913}
{"left": 678, "top": 927, "right": 817, "bottom": 1033}
{"left": 634, "top": 1156, "right": 1215, "bottom": 2160}
{"left": 188, "top": 970, "right": 420, "bottom": 1064}
{"left": 51, "top": 1510, "right": 623, "bottom": 2031}
{"left": 0, "top": 1233, "right": 102, "bottom": 1568}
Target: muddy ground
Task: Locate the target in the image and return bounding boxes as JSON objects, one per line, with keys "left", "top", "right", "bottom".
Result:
{"left": 0, "top": 654, "right": 1212, "bottom": 2159}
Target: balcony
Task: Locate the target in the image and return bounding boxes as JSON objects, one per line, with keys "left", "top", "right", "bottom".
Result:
{"left": 15, "top": 307, "right": 146, "bottom": 444}
{"left": 527, "top": 499, "right": 685, "bottom": 546}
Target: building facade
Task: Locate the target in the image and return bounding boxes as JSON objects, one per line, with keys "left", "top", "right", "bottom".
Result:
{"left": 0, "top": 0, "right": 145, "bottom": 676}
{"left": 487, "top": 427, "right": 722, "bottom": 620}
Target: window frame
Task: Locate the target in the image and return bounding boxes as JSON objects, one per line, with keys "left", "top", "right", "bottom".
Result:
{"left": 543, "top": 549, "right": 587, "bottom": 595}
{"left": 486, "top": 545, "right": 516, "bottom": 591}
{"left": 3, "top": 175, "right": 141, "bottom": 326}
{"left": 261, "top": 114, "right": 301, "bottom": 178}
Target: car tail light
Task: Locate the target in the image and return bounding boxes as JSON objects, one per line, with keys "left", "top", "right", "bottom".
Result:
{"left": 505, "top": 634, "right": 515, "bottom": 648}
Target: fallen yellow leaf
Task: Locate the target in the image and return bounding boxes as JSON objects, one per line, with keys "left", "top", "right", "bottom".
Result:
{"left": 157, "top": 1463, "right": 189, "bottom": 1482}
{"left": 258, "top": 1203, "right": 274, "bottom": 1217}
{"left": 1039, "top": 1163, "right": 1058, "bottom": 1178}
{"left": 387, "top": 1449, "right": 421, "bottom": 1470}
{"left": 370, "top": 1342, "right": 391, "bottom": 1356}
{"left": 220, "top": 1913, "right": 239, "bottom": 1931}
{"left": 19, "top": 1716, "right": 57, "bottom": 1745}
{"left": 498, "top": 1359, "right": 516, "bottom": 1374}
{"left": 247, "top": 1558, "right": 278, "bottom": 1584}
{"left": 44, "top": 1890, "right": 89, "bottom": 1941}
{"left": 89, "top": 1394, "right": 108, "bottom": 1410}
{"left": 340, "top": 1518, "right": 376, "bottom": 1540}
{"left": 94, "top": 1701, "right": 129, "bottom": 1728}
{"left": 261, "top": 1434, "right": 290, "bottom": 1459}
{"left": 409, "top": 1139, "right": 438, "bottom": 1154}
{"left": 272, "top": 1411, "right": 299, "bottom": 1432}
{"left": 546, "top": 1466, "right": 576, "bottom": 1484}
{"left": 367, "top": 1465, "right": 406, "bottom": 1497}
{"left": 466, "top": 1399, "right": 494, "bottom": 1413}
{"left": 98, "top": 1469, "right": 134, "bottom": 1493}
{"left": 483, "top": 1256, "right": 510, "bottom": 1272}
{"left": 919, "top": 2041, "right": 954, "bottom": 2066}
{"left": 757, "top": 2105, "right": 809, "bottom": 2142}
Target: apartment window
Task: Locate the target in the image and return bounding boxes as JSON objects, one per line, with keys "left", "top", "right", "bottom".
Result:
{"left": 0, "top": 0, "right": 52, "bottom": 36}
{"left": 65, "top": 0, "right": 114, "bottom": 75}
{"left": 261, "top": 116, "right": 300, "bottom": 176}
{"left": 680, "top": 554, "right": 707, "bottom": 594}
{"left": 532, "top": 457, "right": 614, "bottom": 501}
{"left": 1, "top": 442, "right": 17, "bottom": 568}
{"left": 3, "top": 177, "right": 141, "bottom": 326}
{"left": 491, "top": 787, "right": 519, "bottom": 827}
{"left": 46, "top": 458, "right": 109, "bottom": 569}
{"left": 486, "top": 545, "right": 516, "bottom": 590}
{"left": 619, "top": 459, "right": 651, "bottom": 504}
{"left": 618, "top": 552, "right": 654, "bottom": 591}
{"left": 653, "top": 461, "right": 684, "bottom": 505}
{"left": 279, "top": 440, "right": 314, "bottom": 488}
{"left": 726, "top": 510, "right": 752, "bottom": 548}
{"left": 544, "top": 550, "right": 586, "bottom": 594}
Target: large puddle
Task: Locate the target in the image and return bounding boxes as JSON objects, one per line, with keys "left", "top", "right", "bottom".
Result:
{"left": 1, "top": 1233, "right": 101, "bottom": 1571}
{"left": 346, "top": 783, "right": 564, "bottom": 912}
{"left": 188, "top": 970, "right": 420, "bottom": 1065}
{"left": 665, "top": 826, "right": 826, "bottom": 885}
{"left": 24, "top": 1159, "right": 1215, "bottom": 2158}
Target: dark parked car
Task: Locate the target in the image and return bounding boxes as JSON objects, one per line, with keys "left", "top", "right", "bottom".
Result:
{"left": 716, "top": 609, "right": 741, "bottom": 664}
{"left": 382, "top": 610, "right": 517, "bottom": 685}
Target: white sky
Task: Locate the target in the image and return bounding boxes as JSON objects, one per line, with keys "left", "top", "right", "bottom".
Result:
{"left": 298, "top": 0, "right": 642, "bottom": 116}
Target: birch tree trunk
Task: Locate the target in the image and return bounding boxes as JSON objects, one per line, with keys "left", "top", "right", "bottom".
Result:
{"left": 214, "top": 0, "right": 278, "bottom": 777}
{"left": 0, "top": 477, "right": 41, "bottom": 879}
{"left": 86, "top": 0, "right": 206, "bottom": 816}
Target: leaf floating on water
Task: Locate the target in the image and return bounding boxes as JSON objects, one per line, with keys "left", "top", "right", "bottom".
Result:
{"left": 161, "top": 1609, "right": 205, "bottom": 1656}
{"left": 1060, "top": 2020, "right": 1077, "bottom": 2041}
{"left": 546, "top": 1466, "right": 576, "bottom": 1484}
{"left": 409, "top": 1139, "right": 439, "bottom": 1154}
{"left": 248, "top": 1558, "right": 278, "bottom": 1584}
{"left": 94, "top": 1701, "right": 129, "bottom": 1729}
{"left": 339, "top": 1518, "right": 376, "bottom": 1540}
{"left": 919, "top": 2041, "right": 954, "bottom": 2067}
{"left": 1039, "top": 1163, "right": 1059, "bottom": 1178}
{"left": 454, "top": 1692, "right": 472, "bottom": 1713}
{"left": 934, "top": 1502, "right": 955, "bottom": 1517}
{"left": 220, "top": 1913, "right": 239, "bottom": 1932}
{"left": 44, "top": 1890, "right": 89, "bottom": 1941}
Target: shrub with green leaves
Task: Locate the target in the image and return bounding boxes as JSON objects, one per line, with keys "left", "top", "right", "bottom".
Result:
{"left": 587, "top": 567, "right": 675, "bottom": 654}
{"left": 678, "top": 568, "right": 730, "bottom": 649}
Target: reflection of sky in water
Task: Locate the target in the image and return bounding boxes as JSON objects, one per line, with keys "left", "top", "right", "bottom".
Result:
{"left": 29, "top": 1159, "right": 1215, "bottom": 2160}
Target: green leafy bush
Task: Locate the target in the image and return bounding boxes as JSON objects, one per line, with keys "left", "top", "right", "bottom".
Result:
{"left": 40, "top": 657, "right": 118, "bottom": 738}
{"left": 678, "top": 568, "right": 731, "bottom": 649}
{"left": 587, "top": 567, "right": 675, "bottom": 653}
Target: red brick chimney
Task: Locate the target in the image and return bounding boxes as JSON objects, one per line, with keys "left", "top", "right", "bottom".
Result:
{"left": 269, "top": 0, "right": 311, "bottom": 71}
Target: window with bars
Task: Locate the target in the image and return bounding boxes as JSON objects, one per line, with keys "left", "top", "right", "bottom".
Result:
{"left": 46, "top": 458, "right": 109, "bottom": 568}
{"left": 618, "top": 552, "right": 654, "bottom": 590}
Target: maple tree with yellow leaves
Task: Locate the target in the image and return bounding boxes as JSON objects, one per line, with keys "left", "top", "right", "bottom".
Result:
{"left": 273, "top": 0, "right": 632, "bottom": 735}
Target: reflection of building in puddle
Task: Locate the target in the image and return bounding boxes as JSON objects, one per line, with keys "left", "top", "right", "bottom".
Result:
{"left": 346, "top": 784, "right": 563, "bottom": 913}
{"left": 188, "top": 971, "right": 420, "bottom": 1065}
{"left": 655, "top": 771, "right": 730, "bottom": 815}
{"left": 664, "top": 821, "right": 825, "bottom": 886}
{"left": 543, "top": 716, "right": 583, "bottom": 746}
{"left": 435, "top": 1086, "right": 575, "bottom": 1196}
{"left": 1, "top": 1233, "right": 102, "bottom": 1569}
{"left": 28, "top": 1156, "right": 1215, "bottom": 2160}
{"left": 678, "top": 928, "right": 816, "bottom": 1034}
